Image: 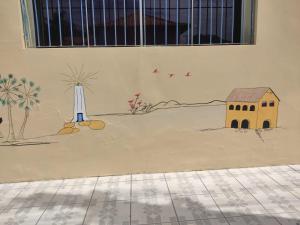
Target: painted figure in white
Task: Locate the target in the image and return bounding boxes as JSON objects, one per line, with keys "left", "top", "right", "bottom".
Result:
{"left": 72, "top": 85, "right": 89, "bottom": 122}
{"left": 61, "top": 65, "right": 97, "bottom": 123}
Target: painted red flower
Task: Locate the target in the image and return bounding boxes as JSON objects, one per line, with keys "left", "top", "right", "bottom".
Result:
{"left": 153, "top": 68, "right": 159, "bottom": 74}
{"left": 185, "top": 72, "right": 192, "bottom": 77}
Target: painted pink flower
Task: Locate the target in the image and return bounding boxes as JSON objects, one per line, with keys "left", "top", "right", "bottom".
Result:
{"left": 134, "top": 93, "right": 141, "bottom": 97}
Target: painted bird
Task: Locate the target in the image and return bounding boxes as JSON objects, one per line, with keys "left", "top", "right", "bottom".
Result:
{"left": 153, "top": 68, "right": 159, "bottom": 74}
{"left": 185, "top": 72, "right": 192, "bottom": 77}
{"left": 169, "top": 73, "right": 175, "bottom": 78}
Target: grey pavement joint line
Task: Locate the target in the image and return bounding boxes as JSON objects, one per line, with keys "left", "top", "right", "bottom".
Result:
{"left": 288, "top": 165, "right": 299, "bottom": 172}
{"left": 196, "top": 172, "right": 231, "bottom": 225}
{"left": 227, "top": 169, "right": 284, "bottom": 225}
{"left": 2, "top": 187, "right": 25, "bottom": 211}
{"left": 163, "top": 173, "right": 181, "bottom": 225}
{"left": 81, "top": 177, "right": 99, "bottom": 225}
{"left": 260, "top": 168, "right": 300, "bottom": 201}
{"left": 34, "top": 180, "right": 65, "bottom": 225}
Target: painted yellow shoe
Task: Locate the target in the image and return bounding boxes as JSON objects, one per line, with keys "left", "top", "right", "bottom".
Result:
{"left": 89, "top": 120, "right": 105, "bottom": 130}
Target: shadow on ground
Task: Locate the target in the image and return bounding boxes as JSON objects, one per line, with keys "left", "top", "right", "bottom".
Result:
{"left": 2, "top": 188, "right": 300, "bottom": 225}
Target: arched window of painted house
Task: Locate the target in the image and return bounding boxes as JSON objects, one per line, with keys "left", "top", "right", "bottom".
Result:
{"left": 250, "top": 105, "right": 255, "bottom": 111}
{"left": 242, "top": 105, "right": 248, "bottom": 111}
{"left": 229, "top": 105, "right": 234, "bottom": 110}
{"left": 269, "top": 101, "right": 275, "bottom": 107}
{"left": 262, "top": 101, "right": 267, "bottom": 107}
{"left": 236, "top": 105, "right": 241, "bottom": 111}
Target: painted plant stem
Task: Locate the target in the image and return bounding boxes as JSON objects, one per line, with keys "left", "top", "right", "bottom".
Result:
{"left": 17, "top": 78, "right": 40, "bottom": 139}
{"left": 0, "top": 117, "right": 3, "bottom": 138}
{"left": 7, "top": 103, "right": 16, "bottom": 142}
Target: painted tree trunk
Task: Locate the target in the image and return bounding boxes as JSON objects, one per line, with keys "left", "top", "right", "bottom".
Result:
{"left": 18, "top": 108, "right": 30, "bottom": 139}
{"left": 72, "top": 85, "right": 89, "bottom": 122}
{"left": 0, "top": 117, "right": 3, "bottom": 138}
{"left": 7, "top": 104, "right": 16, "bottom": 142}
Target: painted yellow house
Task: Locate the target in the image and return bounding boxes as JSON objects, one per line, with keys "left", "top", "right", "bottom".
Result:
{"left": 225, "top": 88, "right": 280, "bottom": 129}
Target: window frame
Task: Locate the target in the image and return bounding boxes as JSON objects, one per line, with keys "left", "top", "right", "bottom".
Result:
{"left": 21, "top": 0, "right": 257, "bottom": 48}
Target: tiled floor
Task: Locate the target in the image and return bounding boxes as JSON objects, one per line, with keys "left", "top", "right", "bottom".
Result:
{"left": 0, "top": 165, "right": 299, "bottom": 225}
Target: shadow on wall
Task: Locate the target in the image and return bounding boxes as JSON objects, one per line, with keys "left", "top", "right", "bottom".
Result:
{"left": 3, "top": 189, "right": 300, "bottom": 225}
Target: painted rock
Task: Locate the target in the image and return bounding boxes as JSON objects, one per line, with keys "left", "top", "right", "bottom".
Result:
{"left": 57, "top": 127, "right": 80, "bottom": 135}
{"left": 89, "top": 120, "right": 105, "bottom": 130}
{"left": 72, "top": 128, "right": 80, "bottom": 133}
{"left": 64, "top": 122, "right": 75, "bottom": 128}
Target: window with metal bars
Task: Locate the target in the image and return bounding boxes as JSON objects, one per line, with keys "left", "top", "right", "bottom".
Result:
{"left": 21, "top": 0, "right": 255, "bottom": 47}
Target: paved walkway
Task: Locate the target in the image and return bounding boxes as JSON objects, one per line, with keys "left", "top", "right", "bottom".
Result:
{"left": 0, "top": 165, "right": 299, "bottom": 225}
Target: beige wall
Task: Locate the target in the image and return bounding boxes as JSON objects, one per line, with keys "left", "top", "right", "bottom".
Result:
{"left": 0, "top": 0, "right": 300, "bottom": 183}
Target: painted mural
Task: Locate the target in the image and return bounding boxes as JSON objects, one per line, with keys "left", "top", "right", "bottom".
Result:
{"left": 57, "top": 65, "right": 105, "bottom": 135}
{"left": 0, "top": 67, "right": 280, "bottom": 147}
{"left": 0, "top": 74, "right": 52, "bottom": 146}
{"left": 225, "top": 88, "right": 280, "bottom": 130}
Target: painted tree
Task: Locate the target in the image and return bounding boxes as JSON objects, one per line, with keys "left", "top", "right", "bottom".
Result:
{"left": 0, "top": 74, "right": 21, "bottom": 142}
{"left": 18, "top": 78, "right": 40, "bottom": 139}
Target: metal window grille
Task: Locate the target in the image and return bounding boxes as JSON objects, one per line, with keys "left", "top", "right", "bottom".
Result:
{"left": 27, "top": 0, "right": 255, "bottom": 47}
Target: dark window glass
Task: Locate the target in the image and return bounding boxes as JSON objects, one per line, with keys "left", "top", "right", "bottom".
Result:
{"left": 231, "top": 120, "right": 238, "bottom": 128}
{"left": 229, "top": 105, "right": 234, "bottom": 110}
{"left": 269, "top": 101, "right": 275, "bottom": 107}
{"left": 242, "top": 105, "right": 248, "bottom": 111}
{"left": 33, "top": 0, "right": 141, "bottom": 46}
{"left": 31, "top": 0, "right": 255, "bottom": 47}
{"left": 241, "top": 119, "right": 249, "bottom": 129}
{"left": 250, "top": 105, "right": 255, "bottom": 111}
{"left": 263, "top": 120, "right": 270, "bottom": 129}
{"left": 236, "top": 105, "right": 241, "bottom": 110}
{"left": 262, "top": 101, "right": 267, "bottom": 107}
